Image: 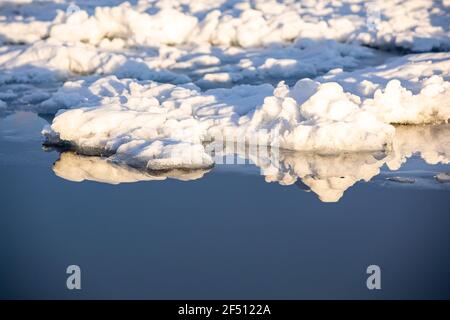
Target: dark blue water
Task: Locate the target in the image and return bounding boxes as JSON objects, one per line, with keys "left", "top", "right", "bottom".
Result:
{"left": 0, "top": 112, "right": 449, "bottom": 299}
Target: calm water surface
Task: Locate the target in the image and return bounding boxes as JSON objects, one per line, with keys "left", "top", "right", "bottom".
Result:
{"left": 0, "top": 112, "right": 449, "bottom": 299}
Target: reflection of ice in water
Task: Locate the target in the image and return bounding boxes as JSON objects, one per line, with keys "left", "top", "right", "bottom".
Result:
{"left": 228, "top": 147, "right": 386, "bottom": 202}
{"left": 52, "top": 124, "right": 450, "bottom": 202}
{"left": 386, "top": 124, "right": 450, "bottom": 169}
{"left": 436, "top": 172, "right": 450, "bottom": 183}
{"left": 53, "top": 152, "right": 211, "bottom": 184}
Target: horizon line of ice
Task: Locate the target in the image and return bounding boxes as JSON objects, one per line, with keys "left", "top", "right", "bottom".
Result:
{"left": 1, "top": 1, "right": 449, "bottom": 52}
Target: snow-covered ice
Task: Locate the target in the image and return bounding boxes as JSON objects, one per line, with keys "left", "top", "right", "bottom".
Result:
{"left": 318, "top": 53, "right": 450, "bottom": 124}
{"left": 41, "top": 50, "right": 449, "bottom": 168}
{"left": 0, "top": 0, "right": 449, "bottom": 173}
{"left": 0, "top": 38, "right": 384, "bottom": 89}
{"left": 1, "top": 0, "right": 449, "bottom": 51}
{"left": 1, "top": 0, "right": 449, "bottom": 88}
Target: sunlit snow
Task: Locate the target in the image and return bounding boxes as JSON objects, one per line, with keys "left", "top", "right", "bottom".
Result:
{"left": 0, "top": 0, "right": 449, "bottom": 201}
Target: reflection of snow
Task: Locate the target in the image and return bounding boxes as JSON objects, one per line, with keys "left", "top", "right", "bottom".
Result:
{"left": 53, "top": 151, "right": 211, "bottom": 184}
{"left": 435, "top": 172, "right": 450, "bottom": 183}
{"left": 386, "top": 124, "right": 450, "bottom": 170}
{"left": 246, "top": 124, "right": 450, "bottom": 202}
{"left": 52, "top": 124, "right": 450, "bottom": 202}
{"left": 249, "top": 150, "right": 386, "bottom": 203}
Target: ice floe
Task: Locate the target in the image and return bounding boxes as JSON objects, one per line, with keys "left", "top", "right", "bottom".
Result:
{"left": 319, "top": 53, "right": 450, "bottom": 124}
{"left": 41, "top": 74, "right": 392, "bottom": 167}
{"left": 42, "top": 52, "right": 449, "bottom": 168}
{"left": 386, "top": 176, "right": 416, "bottom": 184}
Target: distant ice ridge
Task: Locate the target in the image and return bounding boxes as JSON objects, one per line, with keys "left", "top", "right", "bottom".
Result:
{"left": 1, "top": 0, "right": 449, "bottom": 52}
{"left": 42, "top": 52, "right": 450, "bottom": 170}
{"left": 2, "top": 1, "right": 448, "bottom": 92}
